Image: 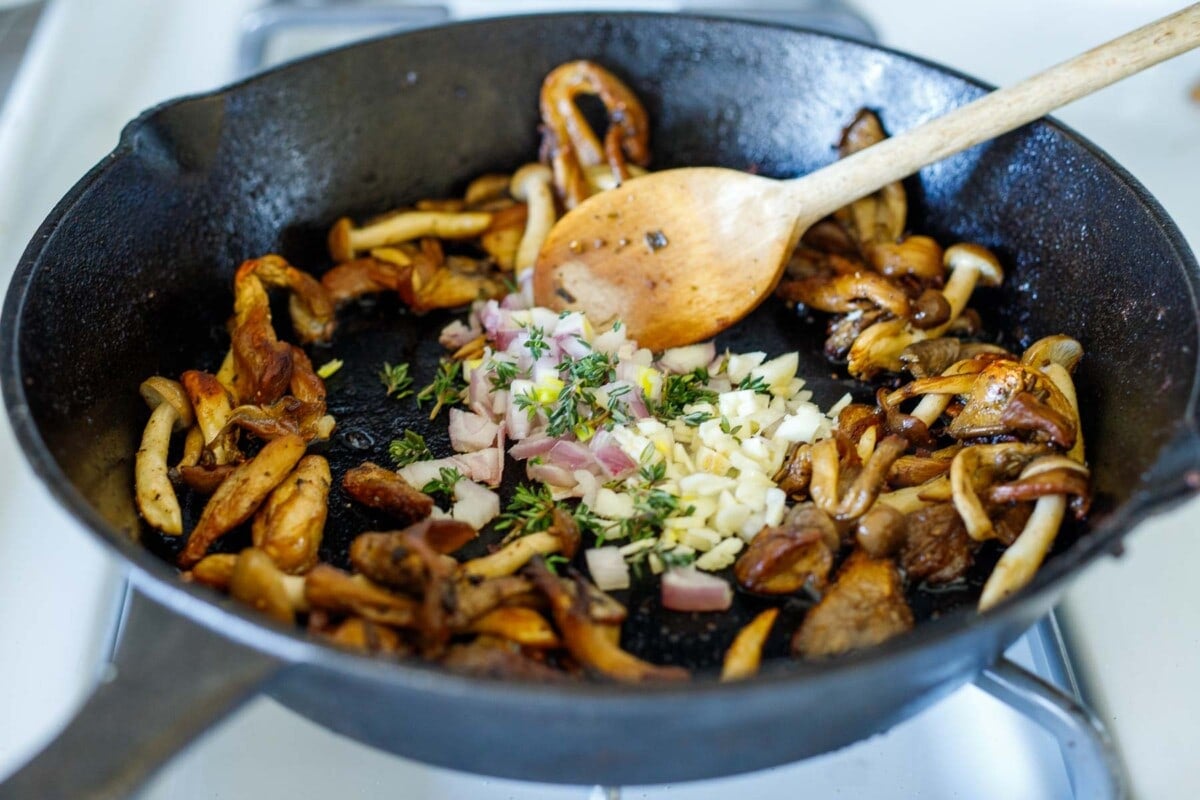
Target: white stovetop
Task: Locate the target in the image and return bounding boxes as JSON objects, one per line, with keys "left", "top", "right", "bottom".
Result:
{"left": 0, "top": 1, "right": 1196, "bottom": 798}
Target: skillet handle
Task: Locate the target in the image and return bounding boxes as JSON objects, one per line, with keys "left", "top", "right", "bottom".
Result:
{"left": 0, "top": 588, "right": 283, "bottom": 800}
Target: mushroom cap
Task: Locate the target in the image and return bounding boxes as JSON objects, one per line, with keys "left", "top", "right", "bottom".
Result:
{"left": 328, "top": 216, "right": 355, "bottom": 262}
{"left": 944, "top": 242, "right": 1003, "bottom": 287}
{"left": 509, "top": 162, "right": 553, "bottom": 201}
{"left": 139, "top": 376, "right": 194, "bottom": 430}
{"left": 1022, "top": 335, "right": 1084, "bottom": 373}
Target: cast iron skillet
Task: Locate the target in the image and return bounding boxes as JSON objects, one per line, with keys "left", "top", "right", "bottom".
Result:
{"left": 3, "top": 12, "right": 1200, "bottom": 797}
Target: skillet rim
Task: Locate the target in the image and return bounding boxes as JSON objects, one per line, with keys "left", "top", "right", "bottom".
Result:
{"left": 2, "top": 10, "right": 1198, "bottom": 702}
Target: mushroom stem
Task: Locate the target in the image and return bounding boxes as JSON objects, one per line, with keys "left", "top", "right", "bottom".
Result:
{"left": 510, "top": 164, "right": 557, "bottom": 274}
{"left": 181, "top": 370, "right": 237, "bottom": 464}
{"left": 461, "top": 530, "right": 563, "bottom": 578}
{"left": 927, "top": 243, "right": 1004, "bottom": 337}
{"left": 979, "top": 457, "right": 1089, "bottom": 611}
{"left": 328, "top": 211, "right": 493, "bottom": 262}
{"left": 136, "top": 402, "right": 185, "bottom": 534}
{"left": 876, "top": 474, "right": 951, "bottom": 514}
{"left": 135, "top": 377, "right": 194, "bottom": 535}
{"left": 950, "top": 442, "right": 1045, "bottom": 541}
{"left": 1041, "top": 361, "right": 1085, "bottom": 463}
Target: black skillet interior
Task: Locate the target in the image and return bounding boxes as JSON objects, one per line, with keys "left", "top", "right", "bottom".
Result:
{"left": 6, "top": 14, "right": 1199, "bottom": 676}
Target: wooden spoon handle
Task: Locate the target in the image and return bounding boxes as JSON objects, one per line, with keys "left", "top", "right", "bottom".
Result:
{"left": 783, "top": 3, "right": 1200, "bottom": 218}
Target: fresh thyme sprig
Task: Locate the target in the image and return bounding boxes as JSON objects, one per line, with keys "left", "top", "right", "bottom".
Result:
{"left": 416, "top": 358, "right": 465, "bottom": 419}
{"left": 387, "top": 430, "right": 432, "bottom": 468}
{"left": 494, "top": 482, "right": 604, "bottom": 541}
{"left": 487, "top": 358, "right": 519, "bottom": 391}
{"left": 652, "top": 367, "right": 718, "bottom": 420}
{"left": 421, "top": 466, "right": 463, "bottom": 503}
{"left": 380, "top": 361, "right": 414, "bottom": 399}
{"left": 737, "top": 374, "right": 772, "bottom": 395}
{"left": 523, "top": 325, "right": 550, "bottom": 360}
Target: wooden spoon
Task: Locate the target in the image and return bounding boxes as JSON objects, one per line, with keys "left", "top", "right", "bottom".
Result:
{"left": 533, "top": 4, "right": 1200, "bottom": 351}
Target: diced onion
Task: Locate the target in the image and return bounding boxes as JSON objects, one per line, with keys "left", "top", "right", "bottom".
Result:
{"left": 585, "top": 546, "right": 630, "bottom": 591}
{"left": 661, "top": 568, "right": 733, "bottom": 612}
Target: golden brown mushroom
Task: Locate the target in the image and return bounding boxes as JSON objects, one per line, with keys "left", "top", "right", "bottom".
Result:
{"left": 327, "top": 210, "right": 493, "bottom": 262}
{"left": 479, "top": 202, "right": 528, "bottom": 271}
{"left": 304, "top": 564, "right": 420, "bottom": 628}
{"left": 846, "top": 244, "right": 1004, "bottom": 378}
{"left": 178, "top": 433, "right": 307, "bottom": 567}
{"left": 949, "top": 442, "right": 1047, "bottom": 541}
{"left": 349, "top": 520, "right": 477, "bottom": 591}
{"left": 461, "top": 509, "right": 580, "bottom": 578}
{"left": 868, "top": 235, "right": 944, "bottom": 282}
{"left": 135, "top": 377, "right": 195, "bottom": 535}
{"left": 792, "top": 550, "right": 914, "bottom": 658}
{"left": 180, "top": 370, "right": 238, "bottom": 465}
{"left": 721, "top": 608, "right": 780, "bottom": 681}
{"left": 184, "top": 553, "right": 238, "bottom": 590}
{"left": 251, "top": 454, "right": 331, "bottom": 574}
{"left": 322, "top": 617, "right": 408, "bottom": 656}
{"left": 342, "top": 462, "right": 435, "bottom": 526}
{"left": 734, "top": 504, "right": 835, "bottom": 595}
{"left": 526, "top": 560, "right": 688, "bottom": 683}
{"left": 809, "top": 435, "right": 908, "bottom": 521}
{"left": 834, "top": 109, "right": 907, "bottom": 248}
{"left": 539, "top": 60, "right": 651, "bottom": 208}
{"left": 510, "top": 163, "right": 557, "bottom": 274}
{"left": 229, "top": 547, "right": 307, "bottom": 625}
{"left": 979, "top": 456, "right": 1090, "bottom": 610}
{"left": 467, "top": 607, "right": 561, "bottom": 649}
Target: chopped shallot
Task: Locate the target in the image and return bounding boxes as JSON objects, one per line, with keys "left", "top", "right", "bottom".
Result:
{"left": 586, "top": 546, "right": 631, "bottom": 591}
{"left": 449, "top": 408, "right": 499, "bottom": 452}
{"left": 661, "top": 568, "right": 734, "bottom": 612}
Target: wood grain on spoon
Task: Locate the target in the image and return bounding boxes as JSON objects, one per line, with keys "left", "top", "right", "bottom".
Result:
{"left": 533, "top": 3, "right": 1200, "bottom": 351}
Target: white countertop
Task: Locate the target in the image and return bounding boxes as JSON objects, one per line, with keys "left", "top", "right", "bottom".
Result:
{"left": 0, "top": 1, "right": 1196, "bottom": 797}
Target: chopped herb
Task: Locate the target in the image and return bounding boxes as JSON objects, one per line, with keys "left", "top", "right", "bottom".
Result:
{"left": 380, "top": 361, "right": 414, "bottom": 398}
{"left": 652, "top": 367, "right": 718, "bottom": 420}
{"left": 523, "top": 325, "right": 550, "bottom": 360}
{"left": 487, "top": 358, "right": 519, "bottom": 391}
{"left": 611, "top": 320, "right": 623, "bottom": 332}
{"left": 738, "top": 374, "right": 772, "bottom": 394}
{"left": 316, "top": 358, "right": 344, "bottom": 379}
{"left": 658, "top": 547, "right": 696, "bottom": 570}
{"left": 559, "top": 351, "right": 616, "bottom": 387}
{"left": 544, "top": 387, "right": 585, "bottom": 437}
{"left": 421, "top": 466, "right": 463, "bottom": 502}
{"left": 638, "top": 460, "right": 666, "bottom": 485}
{"left": 387, "top": 430, "right": 432, "bottom": 468}
{"left": 513, "top": 389, "right": 543, "bottom": 420}
{"left": 544, "top": 554, "right": 570, "bottom": 574}
{"left": 495, "top": 483, "right": 603, "bottom": 541}
{"left": 719, "top": 415, "right": 742, "bottom": 436}
{"left": 416, "top": 358, "right": 465, "bottom": 419}
{"left": 617, "top": 487, "right": 681, "bottom": 542}
{"left": 679, "top": 409, "right": 714, "bottom": 427}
